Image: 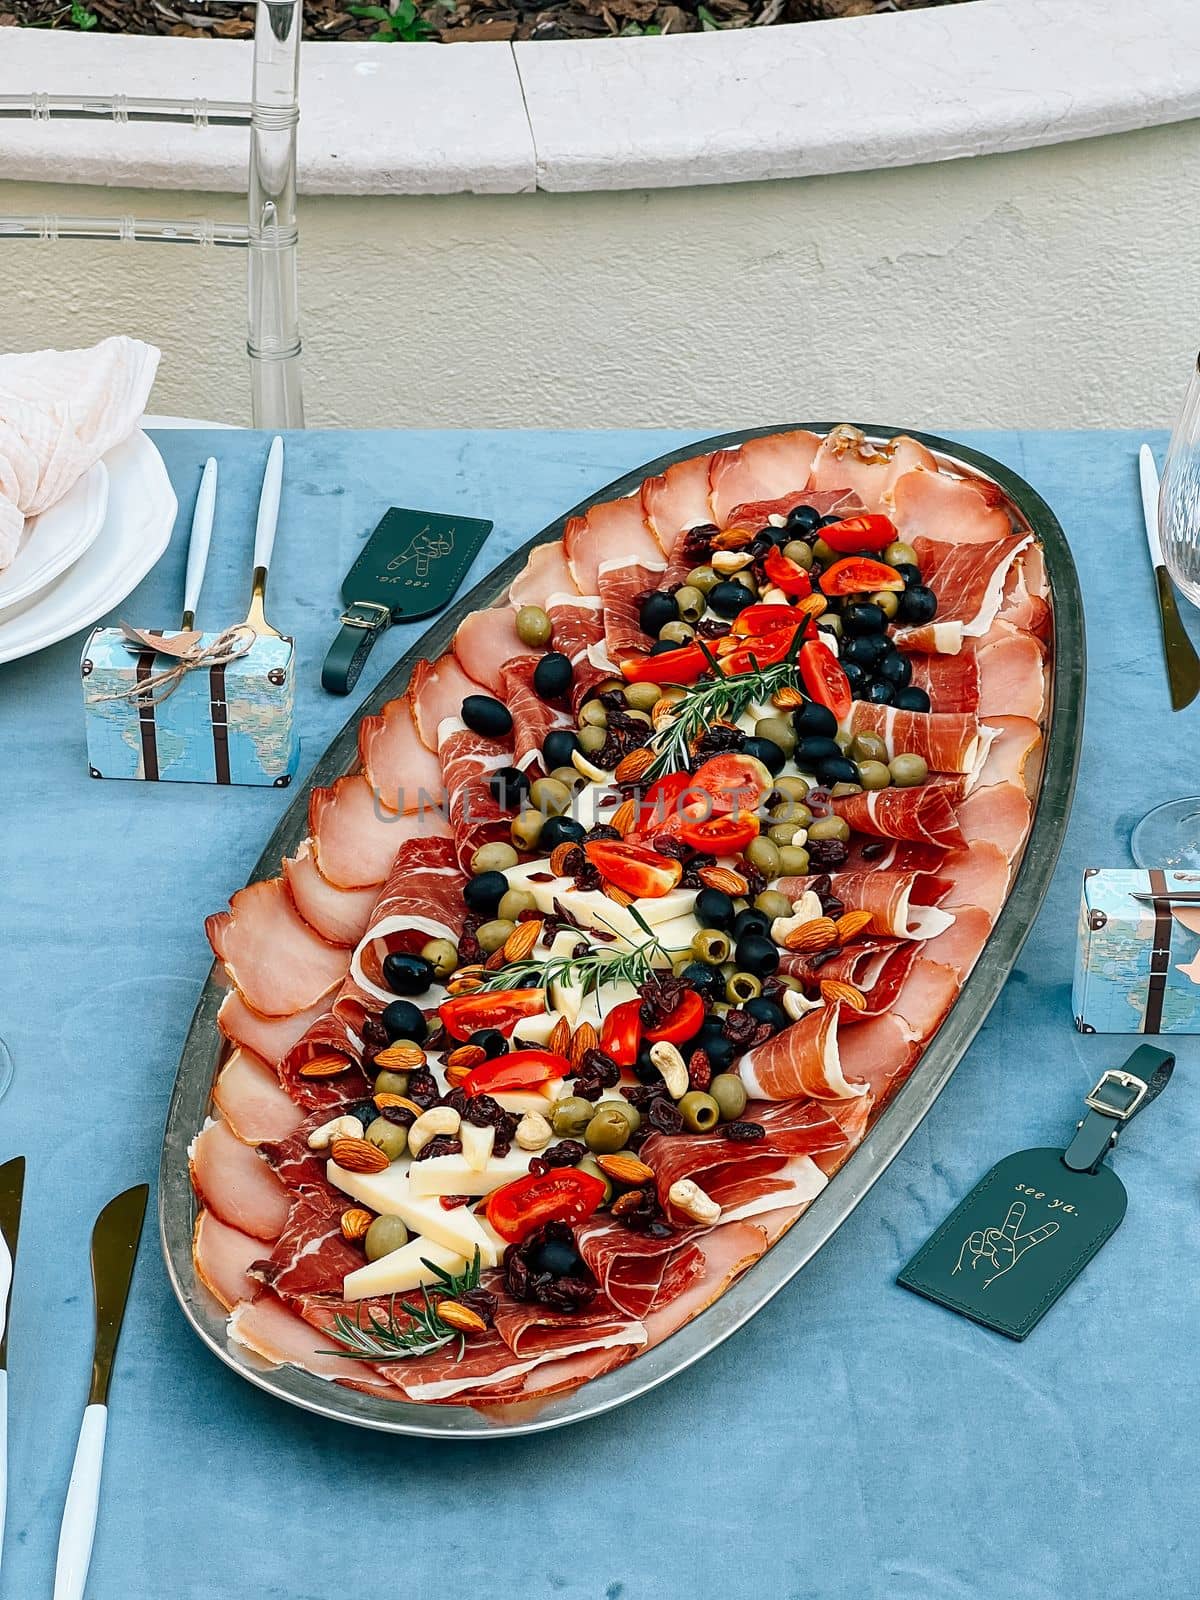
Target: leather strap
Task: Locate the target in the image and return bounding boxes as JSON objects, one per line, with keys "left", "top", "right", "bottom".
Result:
{"left": 1062, "top": 1044, "right": 1174, "bottom": 1174}
{"left": 321, "top": 602, "right": 392, "bottom": 696}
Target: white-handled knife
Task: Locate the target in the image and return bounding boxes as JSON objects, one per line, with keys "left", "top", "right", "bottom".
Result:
{"left": 0, "top": 1157, "right": 24, "bottom": 1584}
{"left": 1140, "top": 444, "right": 1200, "bottom": 711}
{"left": 181, "top": 456, "right": 218, "bottom": 631}
{"left": 243, "top": 435, "right": 283, "bottom": 639}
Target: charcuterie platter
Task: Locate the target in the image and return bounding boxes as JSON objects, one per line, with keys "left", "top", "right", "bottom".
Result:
{"left": 159, "top": 425, "right": 1083, "bottom": 1437}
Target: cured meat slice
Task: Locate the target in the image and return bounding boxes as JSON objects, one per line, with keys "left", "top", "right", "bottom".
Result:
{"left": 836, "top": 1014, "right": 921, "bottom": 1101}
{"left": 913, "top": 533, "right": 1032, "bottom": 638}
{"left": 811, "top": 1093, "right": 873, "bottom": 1178}
{"left": 509, "top": 539, "right": 579, "bottom": 608}
{"left": 904, "top": 647, "right": 981, "bottom": 712}
{"left": 563, "top": 496, "right": 662, "bottom": 595}
{"left": 640, "top": 1220, "right": 770, "bottom": 1349}
{"left": 189, "top": 1118, "right": 291, "bottom": 1241}
{"left": 808, "top": 432, "right": 937, "bottom": 509}
{"left": 956, "top": 780, "right": 1031, "bottom": 864}
{"left": 440, "top": 720, "right": 514, "bottom": 872}
{"left": 574, "top": 1216, "right": 704, "bottom": 1320}
{"left": 723, "top": 486, "right": 863, "bottom": 532}
{"left": 978, "top": 625, "right": 1046, "bottom": 721}
{"left": 890, "top": 465, "right": 1012, "bottom": 544}
{"left": 358, "top": 696, "right": 445, "bottom": 815}
{"left": 283, "top": 840, "right": 377, "bottom": 948}
{"left": 259, "top": 1113, "right": 333, "bottom": 1192}
{"left": 227, "top": 1292, "right": 395, "bottom": 1390}
{"left": 474, "top": 1342, "right": 639, "bottom": 1414}
{"left": 940, "top": 840, "right": 1010, "bottom": 922}
{"left": 781, "top": 937, "right": 923, "bottom": 1022}
{"left": 206, "top": 878, "right": 350, "bottom": 1018}
{"left": 717, "top": 1155, "right": 828, "bottom": 1223}
{"left": 500, "top": 654, "right": 574, "bottom": 772}
{"left": 310, "top": 776, "right": 451, "bottom": 892}
{"left": 845, "top": 704, "right": 994, "bottom": 776}
{"left": 641, "top": 453, "right": 715, "bottom": 552}
{"left": 491, "top": 1298, "right": 646, "bottom": 1360}
{"left": 545, "top": 593, "right": 613, "bottom": 708}
{"left": 193, "top": 1210, "right": 264, "bottom": 1311}
{"left": 996, "top": 554, "right": 1050, "bottom": 635}
{"left": 777, "top": 870, "right": 953, "bottom": 939}
{"left": 832, "top": 785, "right": 965, "bottom": 848}
{"left": 597, "top": 554, "right": 667, "bottom": 662}
{"left": 217, "top": 991, "right": 330, "bottom": 1070}
{"left": 892, "top": 958, "right": 960, "bottom": 1041}
{"left": 253, "top": 1190, "right": 364, "bottom": 1301}
{"left": 454, "top": 604, "right": 527, "bottom": 696}
{"left": 277, "top": 1022, "right": 371, "bottom": 1114}
{"left": 739, "top": 1004, "right": 866, "bottom": 1101}
{"left": 707, "top": 431, "right": 822, "bottom": 528}
{"left": 409, "top": 654, "right": 484, "bottom": 750}
{"left": 922, "top": 904, "right": 991, "bottom": 981}
{"left": 212, "top": 1047, "right": 304, "bottom": 1145}
{"left": 893, "top": 620, "right": 966, "bottom": 655}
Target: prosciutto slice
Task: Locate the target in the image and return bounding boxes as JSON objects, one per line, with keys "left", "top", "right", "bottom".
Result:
{"left": 723, "top": 486, "right": 863, "bottom": 534}
{"left": 778, "top": 870, "right": 954, "bottom": 939}
{"left": 217, "top": 991, "right": 331, "bottom": 1070}
{"left": 491, "top": 1298, "right": 646, "bottom": 1360}
{"left": 845, "top": 704, "right": 994, "bottom": 777}
{"left": 892, "top": 957, "right": 960, "bottom": 1041}
{"left": 707, "top": 430, "right": 822, "bottom": 528}
{"left": 212, "top": 1048, "right": 304, "bottom": 1145}
{"left": 837, "top": 1015, "right": 922, "bottom": 1101}
{"left": 454, "top": 604, "right": 527, "bottom": 695}
{"left": 639, "top": 1221, "right": 771, "bottom": 1349}
{"left": 500, "top": 654, "right": 574, "bottom": 772}
{"left": 941, "top": 840, "right": 1010, "bottom": 922}
{"left": 913, "top": 533, "right": 1033, "bottom": 638}
{"left": 641, "top": 453, "right": 714, "bottom": 552}
{"left": 310, "top": 777, "right": 450, "bottom": 892}
{"left": 956, "top": 780, "right": 1031, "bottom": 864}
{"left": 890, "top": 465, "right": 1012, "bottom": 544}
{"left": 808, "top": 432, "right": 937, "bottom": 509}
{"left": 574, "top": 1216, "right": 704, "bottom": 1320}
{"left": 978, "top": 715, "right": 1042, "bottom": 791}
{"left": 409, "top": 654, "right": 483, "bottom": 750}
{"left": 440, "top": 719, "right": 515, "bottom": 872}
{"left": 563, "top": 496, "right": 662, "bottom": 595}
{"left": 904, "top": 647, "right": 980, "bottom": 712}
{"left": 206, "top": 878, "right": 350, "bottom": 1018}
{"left": 597, "top": 555, "right": 666, "bottom": 663}
{"left": 283, "top": 840, "right": 377, "bottom": 947}
{"left": 508, "top": 540, "right": 578, "bottom": 608}
{"left": 259, "top": 1113, "right": 335, "bottom": 1192}
{"left": 193, "top": 1210, "right": 264, "bottom": 1311}
{"left": 545, "top": 593, "right": 614, "bottom": 708}
{"left": 358, "top": 696, "right": 445, "bottom": 815}
{"left": 922, "top": 904, "right": 992, "bottom": 981}
{"left": 978, "top": 624, "right": 1046, "bottom": 721}
{"left": 780, "top": 937, "right": 924, "bottom": 1022}
{"left": 227, "top": 1292, "right": 395, "bottom": 1390}
{"left": 253, "top": 1190, "right": 364, "bottom": 1301}
{"left": 739, "top": 1004, "right": 866, "bottom": 1101}
{"left": 832, "top": 785, "right": 965, "bottom": 848}
{"left": 189, "top": 1117, "right": 291, "bottom": 1241}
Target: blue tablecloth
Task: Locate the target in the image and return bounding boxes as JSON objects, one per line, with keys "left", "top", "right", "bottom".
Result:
{"left": 1, "top": 429, "right": 1194, "bottom": 1600}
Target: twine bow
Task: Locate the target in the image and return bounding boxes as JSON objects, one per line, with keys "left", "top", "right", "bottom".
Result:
{"left": 96, "top": 622, "right": 258, "bottom": 708}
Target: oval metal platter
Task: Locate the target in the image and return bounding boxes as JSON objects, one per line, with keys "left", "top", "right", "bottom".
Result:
{"left": 160, "top": 425, "right": 1084, "bottom": 1438}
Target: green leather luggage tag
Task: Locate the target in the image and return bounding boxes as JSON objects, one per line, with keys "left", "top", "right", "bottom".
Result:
{"left": 323, "top": 506, "right": 493, "bottom": 695}
{"left": 898, "top": 1045, "right": 1174, "bottom": 1340}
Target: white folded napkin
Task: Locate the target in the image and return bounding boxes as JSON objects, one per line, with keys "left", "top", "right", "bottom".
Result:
{"left": 0, "top": 335, "right": 160, "bottom": 572}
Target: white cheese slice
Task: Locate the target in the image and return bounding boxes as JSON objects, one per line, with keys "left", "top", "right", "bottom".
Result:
{"left": 502, "top": 861, "right": 697, "bottom": 941}
{"left": 491, "top": 1083, "right": 567, "bottom": 1116}
{"left": 343, "top": 1237, "right": 467, "bottom": 1302}
{"left": 511, "top": 1008, "right": 569, "bottom": 1047}
{"left": 407, "top": 1149, "right": 532, "bottom": 1198}
{"left": 460, "top": 1120, "right": 495, "bottom": 1173}
{"left": 653, "top": 911, "right": 702, "bottom": 956}
{"left": 327, "top": 1161, "right": 501, "bottom": 1266}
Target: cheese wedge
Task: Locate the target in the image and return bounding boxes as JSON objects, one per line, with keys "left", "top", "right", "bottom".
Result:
{"left": 342, "top": 1237, "right": 466, "bottom": 1302}
{"left": 460, "top": 1120, "right": 495, "bottom": 1173}
{"left": 406, "top": 1148, "right": 531, "bottom": 1199}
{"left": 327, "top": 1161, "right": 500, "bottom": 1266}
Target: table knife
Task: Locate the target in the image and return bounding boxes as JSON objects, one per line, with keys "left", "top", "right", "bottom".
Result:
{"left": 242, "top": 435, "right": 284, "bottom": 639}
{"left": 1139, "top": 444, "right": 1200, "bottom": 711}
{"left": 181, "top": 456, "right": 217, "bottom": 630}
{"left": 53, "top": 1184, "right": 148, "bottom": 1600}
{"left": 0, "top": 1157, "right": 25, "bottom": 1580}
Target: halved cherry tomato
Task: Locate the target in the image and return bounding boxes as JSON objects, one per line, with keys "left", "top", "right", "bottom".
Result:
{"left": 819, "top": 556, "right": 905, "bottom": 596}
{"left": 717, "top": 626, "right": 800, "bottom": 678}
{"left": 763, "top": 546, "right": 813, "bottom": 598}
{"left": 485, "top": 1168, "right": 607, "bottom": 1244}
{"left": 636, "top": 770, "right": 696, "bottom": 836}
{"left": 798, "top": 638, "right": 852, "bottom": 724}
{"left": 690, "top": 752, "right": 774, "bottom": 816}
{"left": 585, "top": 839, "right": 683, "bottom": 899}
{"left": 462, "top": 1048, "right": 571, "bottom": 1098}
{"left": 645, "top": 989, "right": 705, "bottom": 1045}
{"left": 731, "top": 603, "right": 801, "bottom": 637}
{"left": 817, "top": 513, "right": 897, "bottom": 554}
{"left": 438, "top": 988, "right": 546, "bottom": 1043}
{"left": 679, "top": 811, "right": 760, "bottom": 853}
{"left": 621, "top": 643, "right": 710, "bottom": 686}
{"left": 600, "top": 998, "right": 643, "bottom": 1067}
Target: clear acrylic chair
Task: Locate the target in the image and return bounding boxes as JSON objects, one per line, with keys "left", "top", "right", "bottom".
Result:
{"left": 0, "top": 0, "right": 303, "bottom": 428}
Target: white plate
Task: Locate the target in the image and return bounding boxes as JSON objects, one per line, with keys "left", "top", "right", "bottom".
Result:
{"left": 0, "top": 461, "right": 109, "bottom": 611}
{"left": 0, "top": 431, "right": 177, "bottom": 666}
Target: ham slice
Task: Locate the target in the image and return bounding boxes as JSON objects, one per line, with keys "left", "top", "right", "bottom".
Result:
{"left": 832, "top": 785, "right": 965, "bottom": 848}
{"left": 641, "top": 453, "right": 715, "bottom": 552}
{"left": 409, "top": 653, "right": 483, "bottom": 750}
{"left": 212, "top": 1048, "right": 304, "bottom": 1145}
{"left": 996, "top": 554, "right": 1050, "bottom": 635}
{"left": 206, "top": 878, "right": 350, "bottom": 1018}
{"left": 811, "top": 1094, "right": 873, "bottom": 1177}
{"left": 739, "top": 1004, "right": 866, "bottom": 1101}
{"left": 283, "top": 839, "right": 377, "bottom": 947}
{"left": 597, "top": 555, "right": 666, "bottom": 662}
{"left": 253, "top": 1190, "right": 364, "bottom": 1301}
{"left": 922, "top": 904, "right": 992, "bottom": 981}
{"left": 500, "top": 654, "right": 574, "bottom": 772}
{"left": 491, "top": 1299, "right": 646, "bottom": 1360}
{"left": 563, "top": 496, "right": 662, "bottom": 595}
{"left": 440, "top": 720, "right": 514, "bottom": 873}
{"left": 781, "top": 937, "right": 924, "bottom": 1022}
{"left": 913, "top": 533, "right": 1032, "bottom": 638}
{"left": 941, "top": 840, "right": 1010, "bottom": 922}
{"left": 640, "top": 1219, "right": 771, "bottom": 1348}
{"left": 890, "top": 465, "right": 1013, "bottom": 544}
{"left": 808, "top": 431, "right": 937, "bottom": 509}
{"left": 227, "top": 1292, "right": 395, "bottom": 1390}
{"left": 904, "top": 647, "right": 981, "bottom": 712}
{"left": 508, "top": 540, "right": 578, "bottom": 608}
{"left": 892, "top": 957, "right": 960, "bottom": 1041}
{"left": 778, "top": 870, "right": 954, "bottom": 939}
{"left": 474, "top": 1341, "right": 638, "bottom": 1414}
{"left": 723, "top": 486, "right": 863, "bottom": 533}
{"left": 310, "top": 776, "right": 451, "bottom": 892}
{"left": 454, "top": 604, "right": 527, "bottom": 695}
{"left": 977, "top": 715, "right": 1042, "bottom": 791}
{"left": 193, "top": 1210, "right": 264, "bottom": 1311}
{"left": 893, "top": 620, "right": 966, "bottom": 655}
{"left": 217, "top": 991, "right": 330, "bottom": 1070}
{"left": 574, "top": 1216, "right": 704, "bottom": 1320}
{"left": 845, "top": 704, "right": 994, "bottom": 777}
{"left": 837, "top": 1015, "right": 922, "bottom": 1101}
{"left": 545, "top": 593, "right": 614, "bottom": 708}
{"left": 190, "top": 1117, "right": 291, "bottom": 1241}
{"left": 358, "top": 696, "right": 445, "bottom": 814}
{"left": 978, "top": 625, "right": 1046, "bottom": 721}
{"left": 956, "top": 780, "right": 1031, "bottom": 864}
{"left": 707, "top": 430, "right": 822, "bottom": 528}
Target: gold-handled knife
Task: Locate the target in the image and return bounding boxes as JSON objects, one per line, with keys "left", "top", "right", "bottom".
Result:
{"left": 0, "top": 1157, "right": 25, "bottom": 1580}
{"left": 1140, "top": 444, "right": 1200, "bottom": 711}
{"left": 53, "top": 1184, "right": 148, "bottom": 1600}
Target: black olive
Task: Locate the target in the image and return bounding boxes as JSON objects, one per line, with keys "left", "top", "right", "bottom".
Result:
{"left": 540, "top": 815, "right": 587, "bottom": 851}
{"left": 381, "top": 952, "right": 435, "bottom": 996}
{"left": 488, "top": 766, "right": 530, "bottom": 810}
{"left": 864, "top": 678, "right": 895, "bottom": 705}
{"left": 843, "top": 660, "right": 868, "bottom": 692}
{"left": 693, "top": 1023, "right": 735, "bottom": 1071}
{"left": 380, "top": 998, "right": 427, "bottom": 1043}
{"left": 460, "top": 694, "right": 513, "bottom": 739}
{"left": 791, "top": 700, "right": 838, "bottom": 739}
{"left": 735, "top": 933, "right": 780, "bottom": 978}
{"left": 464, "top": 871, "right": 509, "bottom": 915}
{"left": 841, "top": 602, "right": 887, "bottom": 636}
{"left": 756, "top": 524, "right": 790, "bottom": 548}
{"left": 893, "top": 685, "right": 932, "bottom": 713}
{"left": 733, "top": 907, "right": 770, "bottom": 941}
{"left": 841, "top": 635, "right": 883, "bottom": 669}
{"left": 817, "top": 754, "right": 862, "bottom": 787}
{"left": 817, "top": 513, "right": 845, "bottom": 528}
{"left": 894, "top": 563, "right": 923, "bottom": 588}
{"left": 695, "top": 886, "right": 736, "bottom": 931}
{"left": 467, "top": 1027, "right": 508, "bottom": 1059}
{"left": 707, "top": 581, "right": 754, "bottom": 619}
{"left": 639, "top": 591, "right": 679, "bottom": 637}
{"left": 633, "top": 1041, "right": 664, "bottom": 1083}
{"left": 794, "top": 735, "right": 843, "bottom": 766}
{"left": 679, "top": 961, "right": 724, "bottom": 997}
{"left": 533, "top": 651, "right": 573, "bottom": 700}
{"left": 744, "top": 995, "right": 789, "bottom": 1032}
{"left": 741, "top": 735, "right": 786, "bottom": 777}
{"left": 878, "top": 651, "right": 913, "bottom": 688}
{"left": 786, "top": 503, "right": 821, "bottom": 535}
{"left": 533, "top": 1237, "right": 584, "bottom": 1277}
{"left": 542, "top": 728, "right": 581, "bottom": 769}
{"left": 649, "top": 639, "right": 682, "bottom": 656}
{"left": 898, "top": 585, "right": 938, "bottom": 625}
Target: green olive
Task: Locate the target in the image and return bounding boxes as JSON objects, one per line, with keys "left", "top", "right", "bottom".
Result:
{"left": 624, "top": 681, "right": 662, "bottom": 712}
{"left": 578, "top": 700, "right": 608, "bottom": 729}
{"left": 624, "top": 708, "right": 653, "bottom": 728}
{"left": 550, "top": 765, "right": 587, "bottom": 793}
{"left": 884, "top": 540, "right": 919, "bottom": 569}
{"left": 726, "top": 970, "right": 762, "bottom": 1003}
{"left": 771, "top": 776, "right": 810, "bottom": 804}
{"left": 585, "top": 1106, "right": 633, "bottom": 1154}
{"left": 783, "top": 539, "right": 813, "bottom": 569}
{"left": 754, "top": 715, "right": 797, "bottom": 757}
{"left": 374, "top": 1069, "right": 410, "bottom": 1098}
{"left": 659, "top": 620, "right": 696, "bottom": 646}
{"left": 578, "top": 724, "right": 608, "bottom": 755}
{"left": 890, "top": 753, "right": 929, "bottom": 787}
{"left": 678, "top": 1091, "right": 720, "bottom": 1133}
{"left": 365, "top": 1116, "right": 408, "bottom": 1162}
{"left": 858, "top": 760, "right": 892, "bottom": 792}
{"left": 754, "top": 890, "right": 793, "bottom": 921}
{"left": 819, "top": 615, "right": 842, "bottom": 640}
{"left": 420, "top": 938, "right": 458, "bottom": 979}
{"left": 871, "top": 590, "right": 900, "bottom": 620}
{"left": 732, "top": 571, "right": 758, "bottom": 595}
{"left": 692, "top": 927, "right": 733, "bottom": 965}
{"left": 471, "top": 841, "right": 517, "bottom": 876}
{"left": 771, "top": 798, "right": 813, "bottom": 828}
{"left": 745, "top": 836, "right": 781, "bottom": 879}
{"left": 476, "top": 918, "right": 516, "bottom": 954}
{"left": 709, "top": 1073, "right": 748, "bottom": 1122}
{"left": 596, "top": 1097, "right": 640, "bottom": 1134}
{"left": 808, "top": 815, "right": 850, "bottom": 844}
{"left": 777, "top": 844, "right": 811, "bottom": 876}
{"left": 849, "top": 731, "right": 889, "bottom": 764}
{"left": 831, "top": 781, "right": 862, "bottom": 799}
{"left": 684, "top": 565, "right": 718, "bottom": 595}
{"left": 510, "top": 808, "right": 545, "bottom": 850}
{"left": 515, "top": 605, "right": 553, "bottom": 648}
{"left": 768, "top": 821, "right": 800, "bottom": 846}
{"left": 364, "top": 1215, "right": 410, "bottom": 1261}
{"left": 575, "top": 1153, "right": 613, "bottom": 1205}
{"left": 552, "top": 1096, "right": 596, "bottom": 1138}
{"left": 529, "top": 776, "right": 572, "bottom": 816}
{"left": 498, "top": 887, "right": 538, "bottom": 921}
{"left": 674, "top": 585, "right": 706, "bottom": 624}
{"left": 812, "top": 537, "right": 837, "bottom": 566}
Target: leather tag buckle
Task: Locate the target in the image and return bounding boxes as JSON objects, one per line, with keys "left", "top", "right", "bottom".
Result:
{"left": 339, "top": 601, "right": 391, "bottom": 632}
{"left": 1084, "top": 1069, "right": 1148, "bottom": 1121}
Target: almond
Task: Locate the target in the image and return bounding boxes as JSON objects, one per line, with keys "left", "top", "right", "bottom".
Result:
{"left": 340, "top": 1207, "right": 374, "bottom": 1242}
{"left": 610, "top": 797, "right": 639, "bottom": 836}
{"left": 835, "top": 909, "right": 874, "bottom": 942}
{"left": 374, "top": 1093, "right": 424, "bottom": 1115}
{"left": 615, "top": 746, "right": 657, "bottom": 783}
{"left": 446, "top": 1043, "right": 487, "bottom": 1072}
{"left": 569, "top": 1021, "right": 600, "bottom": 1068}
{"left": 484, "top": 948, "right": 509, "bottom": 970}
{"left": 503, "top": 918, "right": 544, "bottom": 964}
{"left": 711, "top": 525, "right": 753, "bottom": 549}
{"left": 297, "top": 1052, "right": 350, "bottom": 1079}
{"left": 330, "top": 1136, "right": 391, "bottom": 1174}
{"left": 820, "top": 978, "right": 868, "bottom": 1012}
{"left": 547, "top": 1015, "right": 572, "bottom": 1057}
{"left": 437, "top": 1300, "right": 488, "bottom": 1336}
{"left": 372, "top": 1040, "right": 427, "bottom": 1071}
{"left": 549, "top": 841, "right": 578, "bottom": 877}
{"left": 444, "top": 1063, "right": 472, "bottom": 1088}
{"left": 446, "top": 973, "right": 484, "bottom": 996}
{"left": 651, "top": 698, "right": 678, "bottom": 729}
{"left": 783, "top": 916, "right": 839, "bottom": 954}
{"left": 604, "top": 883, "right": 635, "bottom": 907}
{"left": 699, "top": 865, "right": 750, "bottom": 896}
{"left": 596, "top": 1153, "right": 655, "bottom": 1185}
{"left": 771, "top": 685, "right": 807, "bottom": 710}
{"left": 796, "top": 594, "right": 828, "bottom": 619}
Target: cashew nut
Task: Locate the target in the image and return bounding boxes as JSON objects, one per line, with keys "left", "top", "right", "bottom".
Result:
{"left": 307, "top": 1114, "right": 365, "bottom": 1151}
{"left": 668, "top": 1178, "right": 722, "bottom": 1226}
{"left": 711, "top": 550, "right": 754, "bottom": 574}
{"left": 781, "top": 986, "right": 824, "bottom": 1022}
{"left": 407, "top": 1105, "right": 461, "bottom": 1158}
{"left": 649, "top": 1039, "right": 689, "bottom": 1100}
{"left": 515, "top": 1112, "right": 554, "bottom": 1152}
{"left": 770, "top": 891, "right": 823, "bottom": 948}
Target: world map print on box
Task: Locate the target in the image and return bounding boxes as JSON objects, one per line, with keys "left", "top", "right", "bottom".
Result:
{"left": 1073, "top": 868, "right": 1200, "bottom": 1033}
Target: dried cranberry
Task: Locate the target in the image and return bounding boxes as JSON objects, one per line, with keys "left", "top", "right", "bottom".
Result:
{"left": 820, "top": 894, "right": 845, "bottom": 920}
{"left": 378, "top": 1104, "right": 416, "bottom": 1128}
{"left": 415, "top": 1134, "right": 462, "bottom": 1161}
{"left": 693, "top": 724, "right": 744, "bottom": 759}
{"left": 722, "top": 1121, "right": 766, "bottom": 1142}
{"left": 652, "top": 836, "right": 690, "bottom": 862}
{"left": 505, "top": 1221, "right": 596, "bottom": 1313}
{"left": 807, "top": 873, "right": 832, "bottom": 897}
{"left": 535, "top": 1140, "right": 587, "bottom": 1170}
{"left": 721, "top": 1008, "right": 759, "bottom": 1046}
{"left": 438, "top": 1193, "right": 473, "bottom": 1210}
{"left": 694, "top": 617, "right": 728, "bottom": 640}
{"left": 623, "top": 1083, "right": 667, "bottom": 1109}
{"left": 688, "top": 1049, "right": 712, "bottom": 1092}
{"left": 584, "top": 823, "right": 622, "bottom": 843}
{"left": 456, "top": 1286, "right": 498, "bottom": 1327}
{"left": 807, "top": 838, "right": 850, "bottom": 869}
{"left": 406, "top": 1068, "right": 440, "bottom": 1109}
{"left": 577, "top": 1049, "right": 620, "bottom": 1087}
{"left": 679, "top": 853, "right": 718, "bottom": 890}
{"left": 648, "top": 1098, "right": 685, "bottom": 1135}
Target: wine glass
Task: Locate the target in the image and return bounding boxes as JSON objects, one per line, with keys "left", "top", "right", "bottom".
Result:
{"left": 1131, "top": 350, "right": 1200, "bottom": 867}
{"left": 0, "top": 1036, "right": 11, "bottom": 1103}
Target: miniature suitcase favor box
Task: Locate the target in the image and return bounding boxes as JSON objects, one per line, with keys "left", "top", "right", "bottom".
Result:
{"left": 1073, "top": 868, "right": 1200, "bottom": 1033}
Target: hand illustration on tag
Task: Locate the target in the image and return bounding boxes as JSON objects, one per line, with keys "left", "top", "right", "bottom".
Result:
{"left": 952, "top": 1201, "right": 1059, "bottom": 1290}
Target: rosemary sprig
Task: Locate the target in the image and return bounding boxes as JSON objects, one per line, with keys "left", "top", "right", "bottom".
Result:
{"left": 322, "top": 1248, "right": 483, "bottom": 1363}
{"left": 482, "top": 907, "right": 673, "bottom": 999}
